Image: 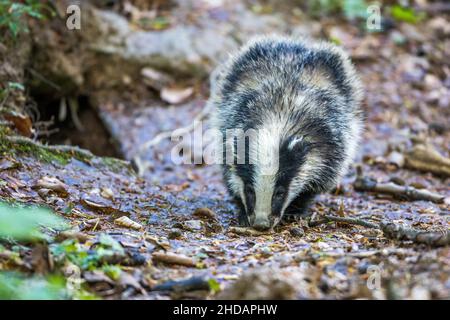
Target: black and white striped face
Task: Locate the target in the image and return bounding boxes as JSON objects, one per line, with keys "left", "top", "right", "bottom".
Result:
{"left": 229, "top": 134, "right": 315, "bottom": 230}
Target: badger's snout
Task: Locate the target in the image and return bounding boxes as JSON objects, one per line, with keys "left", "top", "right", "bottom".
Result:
{"left": 252, "top": 216, "right": 271, "bottom": 231}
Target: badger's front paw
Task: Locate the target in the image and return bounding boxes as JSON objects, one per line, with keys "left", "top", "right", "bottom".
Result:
{"left": 238, "top": 213, "right": 250, "bottom": 227}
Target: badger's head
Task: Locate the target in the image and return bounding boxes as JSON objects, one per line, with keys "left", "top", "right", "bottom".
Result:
{"left": 225, "top": 124, "right": 334, "bottom": 231}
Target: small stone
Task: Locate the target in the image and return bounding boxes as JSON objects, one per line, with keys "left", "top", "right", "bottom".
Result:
{"left": 193, "top": 207, "right": 217, "bottom": 220}
{"left": 100, "top": 187, "right": 114, "bottom": 200}
{"left": 260, "top": 247, "right": 272, "bottom": 258}
{"left": 160, "top": 87, "right": 194, "bottom": 105}
{"left": 168, "top": 228, "right": 183, "bottom": 239}
{"left": 289, "top": 227, "right": 305, "bottom": 238}
{"left": 386, "top": 151, "right": 405, "bottom": 168}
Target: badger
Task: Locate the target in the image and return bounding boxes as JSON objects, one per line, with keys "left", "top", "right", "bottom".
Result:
{"left": 209, "top": 36, "right": 363, "bottom": 231}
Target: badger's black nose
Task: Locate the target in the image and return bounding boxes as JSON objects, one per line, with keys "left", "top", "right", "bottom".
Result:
{"left": 252, "top": 218, "right": 271, "bottom": 231}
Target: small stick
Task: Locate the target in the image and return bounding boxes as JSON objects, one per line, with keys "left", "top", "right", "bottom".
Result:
{"left": 380, "top": 221, "right": 450, "bottom": 246}
{"left": 309, "top": 215, "right": 379, "bottom": 229}
{"left": 152, "top": 252, "right": 197, "bottom": 267}
{"left": 310, "top": 214, "right": 450, "bottom": 247}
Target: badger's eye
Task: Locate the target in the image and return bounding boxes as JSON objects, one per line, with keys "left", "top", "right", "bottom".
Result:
{"left": 273, "top": 187, "right": 285, "bottom": 202}
{"left": 244, "top": 185, "right": 255, "bottom": 197}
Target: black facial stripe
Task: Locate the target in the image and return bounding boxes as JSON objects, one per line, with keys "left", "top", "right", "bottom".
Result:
{"left": 284, "top": 190, "right": 317, "bottom": 216}
{"left": 271, "top": 137, "right": 310, "bottom": 216}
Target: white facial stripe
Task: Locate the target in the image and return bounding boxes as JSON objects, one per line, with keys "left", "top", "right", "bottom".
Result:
{"left": 228, "top": 171, "right": 247, "bottom": 211}
{"left": 249, "top": 114, "right": 286, "bottom": 222}
{"left": 254, "top": 174, "right": 276, "bottom": 221}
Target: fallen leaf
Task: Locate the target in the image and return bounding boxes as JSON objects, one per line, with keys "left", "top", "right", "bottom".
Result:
{"left": 160, "top": 87, "right": 194, "bottom": 105}
{"left": 34, "top": 177, "right": 68, "bottom": 196}
{"left": 100, "top": 188, "right": 114, "bottom": 200}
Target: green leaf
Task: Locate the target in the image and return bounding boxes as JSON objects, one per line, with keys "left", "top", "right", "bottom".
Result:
{"left": 98, "top": 234, "right": 124, "bottom": 254}
{"left": 207, "top": 278, "right": 221, "bottom": 293}
{"left": 390, "top": 5, "right": 423, "bottom": 24}
{"left": 103, "top": 265, "right": 122, "bottom": 281}
{"left": 0, "top": 202, "right": 67, "bottom": 241}
{"left": 7, "top": 81, "right": 25, "bottom": 91}
{"left": 0, "top": 272, "right": 67, "bottom": 300}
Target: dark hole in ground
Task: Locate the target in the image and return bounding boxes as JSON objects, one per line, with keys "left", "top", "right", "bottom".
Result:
{"left": 31, "top": 94, "right": 121, "bottom": 158}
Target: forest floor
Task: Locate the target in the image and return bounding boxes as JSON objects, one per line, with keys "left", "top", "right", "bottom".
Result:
{"left": 0, "top": 0, "right": 449, "bottom": 299}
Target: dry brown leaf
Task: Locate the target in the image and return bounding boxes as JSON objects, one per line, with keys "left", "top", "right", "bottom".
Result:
{"left": 160, "top": 87, "right": 194, "bottom": 105}
{"left": 114, "top": 216, "right": 143, "bottom": 230}
{"left": 34, "top": 176, "right": 68, "bottom": 196}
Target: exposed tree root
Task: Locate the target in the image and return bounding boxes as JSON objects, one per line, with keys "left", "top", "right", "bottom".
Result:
{"left": 309, "top": 215, "right": 379, "bottom": 229}
{"left": 380, "top": 221, "right": 450, "bottom": 246}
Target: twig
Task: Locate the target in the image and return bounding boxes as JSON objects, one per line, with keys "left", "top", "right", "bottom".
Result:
{"left": 309, "top": 215, "right": 379, "bottom": 229}
{"left": 228, "top": 226, "right": 272, "bottom": 236}
{"left": 354, "top": 170, "right": 444, "bottom": 203}
{"left": 152, "top": 252, "right": 197, "bottom": 267}
{"left": 310, "top": 214, "right": 450, "bottom": 247}
{"left": 380, "top": 221, "right": 450, "bottom": 246}
{"left": 152, "top": 276, "right": 210, "bottom": 292}
{"left": 68, "top": 97, "right": 84, "bottom": 132}
{"left": 26, "top": 67, "right": 61, "bottom": 91}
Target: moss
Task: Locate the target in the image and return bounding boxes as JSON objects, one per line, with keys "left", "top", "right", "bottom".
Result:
{"left": 0, "top": 135, "right": 68, "bottom": 165}
{"left": 99, "top": 156, "right": 135, "bottom": 175}
{"left": 0, "top": 128, "right": 134, "bottom": 174}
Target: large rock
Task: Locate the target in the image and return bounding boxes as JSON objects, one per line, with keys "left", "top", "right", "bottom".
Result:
{"left": 29, "top": 0, "right": 296, "bottom": 96}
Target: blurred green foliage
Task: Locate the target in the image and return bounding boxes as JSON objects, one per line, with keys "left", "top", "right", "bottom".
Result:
{"left": 0, "top": 272, "right": 67, "bottom": 300}
{"left": 51, "top": 234, "right": 124, "bottom": 271}
{"left": 0, "top": 202, "right": 69, "bottom": 299}
{"left": 307, "top": 0, "right": 368, "bottom": 19}
{"left": 0, "top": 0, "right": 54, "bottom": 38}
{"left": 102, "top": 264, "right": 122, "bottom": 281}
{"left": 390, "top": 5, "right": 424, "bottom": 23}
{"left": 0, "top": 201, "right": 67, "bottom": 241}
{"left": 307, "top": 0, "right": 423, "bottom": 25}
